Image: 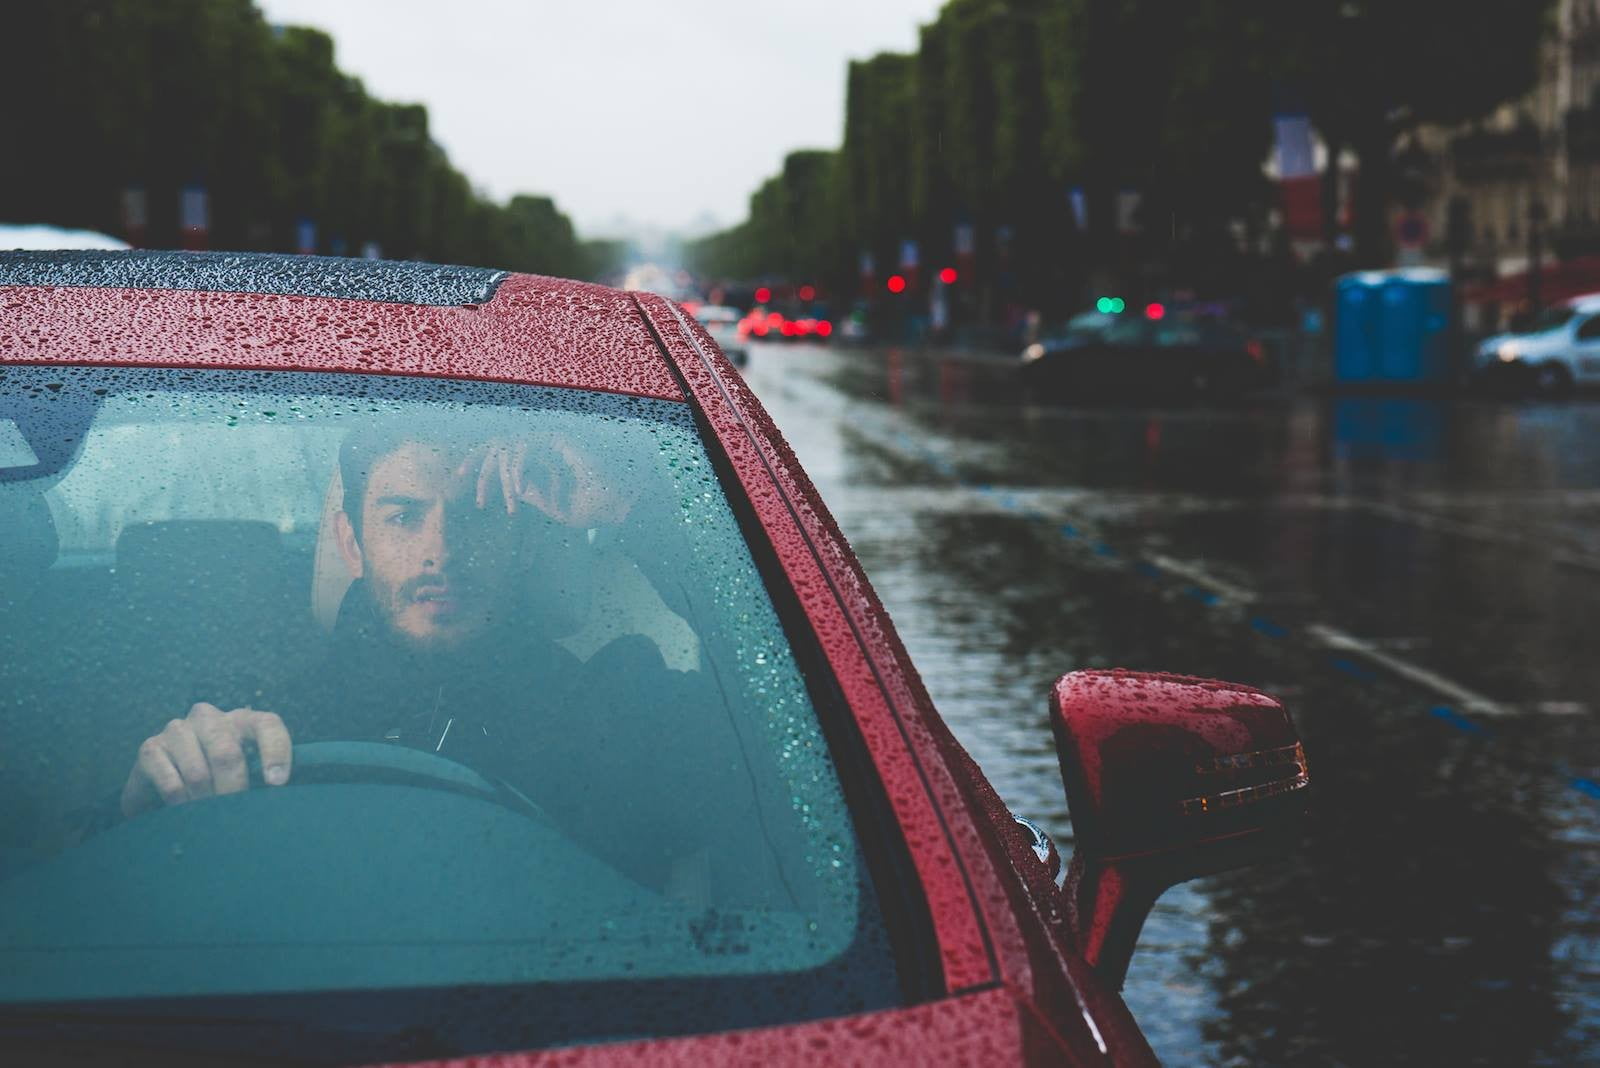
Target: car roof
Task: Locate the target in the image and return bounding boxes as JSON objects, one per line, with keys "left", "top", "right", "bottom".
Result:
{"left": 0, "top": 250, "right": 685, "bottom": 401}
{"left": 1565, "top": 292, "right": 1600, "bottom": 311}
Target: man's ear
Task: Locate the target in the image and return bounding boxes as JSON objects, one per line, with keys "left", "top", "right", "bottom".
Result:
{"left": 334, "top": 510, "right": 365, "bottom": 578}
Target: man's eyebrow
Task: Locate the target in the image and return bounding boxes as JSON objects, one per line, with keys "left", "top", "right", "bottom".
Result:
{"left": 373, "top": 495, "right": 427, "bottom": 510}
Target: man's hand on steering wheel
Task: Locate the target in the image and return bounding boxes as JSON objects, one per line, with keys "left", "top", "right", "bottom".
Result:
{"left": 121, "top": 703, "right": 293, "bottom": 819}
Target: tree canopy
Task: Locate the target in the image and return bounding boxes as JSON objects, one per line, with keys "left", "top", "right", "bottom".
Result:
{"left": 0, "top": 0, "right": 609, "bottom": 279}
{"left": 688, "top": 0, "right": 1556, "bottom": 313}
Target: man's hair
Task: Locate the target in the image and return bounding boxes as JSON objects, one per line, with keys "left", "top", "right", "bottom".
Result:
{"left": 337, "top": 414, "right": 526, "bottom": 542}
{"left": 338, "top": 420, "right": 427, "bottom": 544}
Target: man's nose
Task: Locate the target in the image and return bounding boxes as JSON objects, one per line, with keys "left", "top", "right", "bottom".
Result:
{"left": 421, "top": 507, "right": 451, "bottom": 569}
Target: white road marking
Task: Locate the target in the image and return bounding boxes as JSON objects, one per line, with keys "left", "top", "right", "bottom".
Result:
{"left": 1144, "top": 554, "right": 1260, "bottom": 604}
{"left": 1305, "top": 623, "right": 1518, "bottom": 717}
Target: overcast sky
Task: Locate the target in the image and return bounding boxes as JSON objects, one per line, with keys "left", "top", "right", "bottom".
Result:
{"left": 255, "top": 0, "right": 944, "bottom": 239}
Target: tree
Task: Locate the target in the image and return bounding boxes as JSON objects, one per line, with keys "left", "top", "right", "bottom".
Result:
{"left": 840, "top": 52, "right": 919, "bottom": 284}
{"left": 933, "top": 0, "right": 1073, "bottom": 313}
{"left": 0, "top": 0, "right": 598, "bottom": 276}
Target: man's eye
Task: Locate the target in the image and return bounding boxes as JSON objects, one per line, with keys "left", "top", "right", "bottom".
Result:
{"left": 384, "top": 510, "right": 417, "bottom": 527}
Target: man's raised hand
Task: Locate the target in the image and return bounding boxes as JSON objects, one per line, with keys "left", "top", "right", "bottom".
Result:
{"left": 463, "top": 434, "right": 633, "bottom": 527}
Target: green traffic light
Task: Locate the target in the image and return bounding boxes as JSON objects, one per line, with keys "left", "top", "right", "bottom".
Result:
{"left": 1096, "top": 296, "right": 1126, "bottom": 314}
{"left": 1110, "top": 297, "right": 1125, "bottom": 314}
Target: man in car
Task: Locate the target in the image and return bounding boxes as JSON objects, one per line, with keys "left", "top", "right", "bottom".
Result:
{"left": 117, "top": 421, "right": 739, "bottom": 900}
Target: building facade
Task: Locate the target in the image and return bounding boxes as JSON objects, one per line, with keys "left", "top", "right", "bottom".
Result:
{"left": 1416, "top": 0, "right": 1600, "bottom": 277}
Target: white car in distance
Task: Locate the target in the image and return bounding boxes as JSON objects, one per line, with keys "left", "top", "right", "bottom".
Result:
{"left": 1476, "top": 293, "right": 1600, "bottom": 394}
{"left": 692, "top": 304, "right": 748, "bottom": 368}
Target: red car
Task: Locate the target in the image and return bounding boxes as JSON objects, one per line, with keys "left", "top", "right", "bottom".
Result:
{"left": 737, "top": 307, "right": 833, "bottom": 342}
{"left": 0, "top": 251, "right": 1309, "bottom": 1065}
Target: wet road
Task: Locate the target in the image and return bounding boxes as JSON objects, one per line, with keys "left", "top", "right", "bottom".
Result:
{"left": 739, "top": 340, "right": 1600, "bottom": 1066}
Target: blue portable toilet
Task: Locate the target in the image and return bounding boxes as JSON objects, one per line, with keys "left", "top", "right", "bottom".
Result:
{"left": 1334, "top": 268, "right": 1452, "bottom": 385}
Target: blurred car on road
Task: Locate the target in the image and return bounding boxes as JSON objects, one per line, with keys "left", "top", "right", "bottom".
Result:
{"left": 691, "top": 303, "right": 748, "bottom": 367}
{"left": 737, "top": 305, "right": 833, "bottom": 344}
{"left": 1473, "top": 292, "right": 1600, "bottom": 395}
{"left": 0, "top": 223, "right": 129, "bottom": 251}
{"left": 1021, "top": 311, "right": 1270, "bottom": 398}
{"left": 0, "top": 249, "right": 1309, "bottom": 1065}
{"left": 1025, "top": 309, "right": 1120, "bottom": 356}
{"left": 838, "top": 304, "right": 872, "bottom": 342}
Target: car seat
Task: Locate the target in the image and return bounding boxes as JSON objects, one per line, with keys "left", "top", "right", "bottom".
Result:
{"left": 108, "top": 519, "right": 318, "bottom": 720}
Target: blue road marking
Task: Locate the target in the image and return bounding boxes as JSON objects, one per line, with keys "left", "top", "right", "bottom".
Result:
{"left": 1429, "top": 705, "right": 1489, "bottom": 736}
{"left": 1330, "top": 657, "right": 1377, "bottom": 682}
{"left": 1093, "top": 542, "right": 1119, "bottom": 557}
{"left": 1060, "top": 524, "right": 1081, "bottom": 539}
{"left": 1250, "top": 617, "right": 1289, "bottom": 638}
{"left": 1184, "top": 586, "right": 1220, "bottom": 606}
{"left": 1135, "top": 562, "right": 1164, "bottom": 579}
{"left": 1572, "top": 777, "right": 1600, "bottom": 800}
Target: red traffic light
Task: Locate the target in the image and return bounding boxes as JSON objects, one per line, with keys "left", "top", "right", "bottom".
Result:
{"left": 754, "top": 286, "right": 772, "bottom": 304}
{"left": 886, "top": 275, "right": 907, "bottom": 294}
{"left": 938, "top": 267, "right": 958, "bottom": 285}
{"left": 798, "top": 284, "right": 816, "bottom": 301}
{"left": 1145, "top": 302, "right": 1166, "bottom": 320}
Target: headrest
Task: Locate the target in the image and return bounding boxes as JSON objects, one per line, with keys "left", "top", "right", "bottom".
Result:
{"left": 115, "top": 520, "right": 283, "bottom": 588}
{"left": 311, "top": 466, "right": 355, "bottom": 631}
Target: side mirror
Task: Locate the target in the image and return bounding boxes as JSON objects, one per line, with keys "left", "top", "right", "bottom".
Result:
{"left": 1051, "top": 670, "right": 1310, "bottom": 988}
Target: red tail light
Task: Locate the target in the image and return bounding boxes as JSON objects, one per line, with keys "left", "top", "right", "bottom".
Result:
{"left": 816, "top": 320, "right": 833, "bottom": 337}
{"left": 754, "top": 323, "right": 769, "bottom": 337}
{"left": 780, "top": 321, "right": 798, "bottom": 337}
{"left": 1246, "top": 339, "right": 1265, "bottom": 363}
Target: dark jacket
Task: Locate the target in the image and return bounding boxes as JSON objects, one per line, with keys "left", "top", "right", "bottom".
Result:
{"left": 282, "top": 581, "right": 761, "bottom": 894}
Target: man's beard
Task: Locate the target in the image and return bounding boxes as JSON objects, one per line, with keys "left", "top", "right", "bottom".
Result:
{"left": 370, "top": 574, "right": 497, "bottom": 659}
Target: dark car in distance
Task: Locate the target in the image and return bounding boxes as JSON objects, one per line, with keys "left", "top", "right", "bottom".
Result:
{"left": 1021, "top": 313, "right": 1271, "bottom": 398}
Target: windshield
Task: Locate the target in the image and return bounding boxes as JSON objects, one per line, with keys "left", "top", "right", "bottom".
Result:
{"left": 0, "top": 365, "right": 901, "bottom": 1058}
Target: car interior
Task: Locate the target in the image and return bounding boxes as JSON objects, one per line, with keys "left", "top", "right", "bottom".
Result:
{"left": 0, "top": 459, "right": 711, "bottom": 874}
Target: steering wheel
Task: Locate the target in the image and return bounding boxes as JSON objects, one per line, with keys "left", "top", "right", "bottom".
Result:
{"left": 253, "top": 740, "right": 551, "bottom": 826}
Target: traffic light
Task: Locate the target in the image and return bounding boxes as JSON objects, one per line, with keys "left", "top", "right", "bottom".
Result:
{"left": 798, "top": 284, "right": 816, "bottom": 301}
{"left": 887, "top": 275, "right": 907, "bottom": 294}
{"left": 754, "top": 286, "right": 772, "bottom": 304}
{"left": 1096, "top": 296, "right": 1126, "bottom": 314}
{"left": 938, "top": 266, "right": 958, "bottom": 284}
